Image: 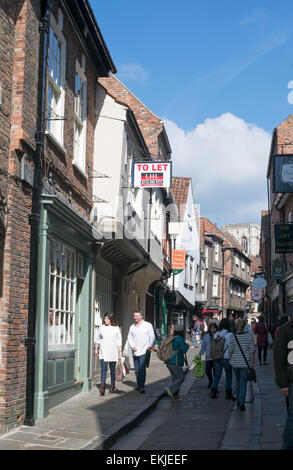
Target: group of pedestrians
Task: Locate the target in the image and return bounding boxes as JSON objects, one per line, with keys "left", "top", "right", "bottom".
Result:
{"left": 199, "top": 316, "right": 256, "bottom": 410}
{"left": 93, "top": 309, "right": 293, "bottom": 450}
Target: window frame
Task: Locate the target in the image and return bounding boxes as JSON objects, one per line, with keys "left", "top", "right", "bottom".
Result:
{"left": 47, "top": 12, "right": 66, "bottom": 146}
{"left": 73, "top": 59, "right": 87, "bottom": 174}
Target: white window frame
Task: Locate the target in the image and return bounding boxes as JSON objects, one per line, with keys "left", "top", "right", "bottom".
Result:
{"left": 47, "top": 12, "right": 66, "bottom": 146}
{"left": 48, "top": 238, "right": 77, "bottom": 350}
{"left": 205, "top": 246, "right": 209, "bottom": 268}
{"left": 73, "top": 59, "right": 87, "bottom": 173}
{"left": 212, "top": 274, "right": 219, "bottom": 297}
{"left": 214, "top": 243, "right": 219, "bottom": 262}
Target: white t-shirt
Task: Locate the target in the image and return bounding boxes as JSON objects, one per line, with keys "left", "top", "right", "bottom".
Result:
{"left": 127, "top": 320, "right": 155, "bottom": 357}
{"left": 96, "top": 325, "right": 122, "bottom": 362}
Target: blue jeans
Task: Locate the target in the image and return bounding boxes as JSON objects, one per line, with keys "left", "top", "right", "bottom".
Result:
{"left": 283, "top": 382, "right": 293, "bottom": 450}
{"left": 100, "top": 359, "right": 116, "bottom": 385}
{"left": 133, "top": 353, "right": 147, "bottom": 389}
{"left": 166, "top": 364, "right": 185, "bottom": 396}
{"left": 233, "top": 367, "right": 248, "bottom": 407}
{"left": 211, "top": 358, "right": 233, "bottom": 391}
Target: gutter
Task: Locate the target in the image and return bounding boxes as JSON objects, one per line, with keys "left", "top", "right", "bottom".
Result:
{"left": 24, "top": 0, "right": 50, "bottom": 426}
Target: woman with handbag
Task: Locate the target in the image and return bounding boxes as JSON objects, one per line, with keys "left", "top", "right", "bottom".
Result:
{"left": 95, "top": 312, "right": 122, "bottom": 396}
{"left": 228, "top": 318, "right": 256, "bottom": 411}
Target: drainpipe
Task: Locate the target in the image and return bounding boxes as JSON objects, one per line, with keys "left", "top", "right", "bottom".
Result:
{"left": 24, "top": 0, "right": 50, "bottom": 426}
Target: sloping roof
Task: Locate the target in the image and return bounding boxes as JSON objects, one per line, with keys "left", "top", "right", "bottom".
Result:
{"left": 98, "top": 74, "right": 171, "bottom": 159}
{"left": 200, "top": 217, "right": 250, "bottom": 261}
{"left": 172, "top": 177, "right": 191, "bottom": 221}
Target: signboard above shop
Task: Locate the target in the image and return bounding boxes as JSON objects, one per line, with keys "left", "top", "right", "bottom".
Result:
{"left": 132, "top": 161, "right": 172, "bottom": 188}
{"left": 274, "top": 223, "right": 293, "bottom": 253}
{"left": 273, "top": 154, "right": 293, "bottom": 193}
{"left": 172, "top": 249, "right": 186, "bottom": 275}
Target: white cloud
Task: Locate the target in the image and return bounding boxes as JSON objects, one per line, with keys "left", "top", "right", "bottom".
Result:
{"left": 118, "top": 63, "right": 149, "bottom": 83}
{"left": 238, "top": 7, "right": 267, "bottom": 26}
{"left": 164, "top": 113, "right": 271, "bottom": 225}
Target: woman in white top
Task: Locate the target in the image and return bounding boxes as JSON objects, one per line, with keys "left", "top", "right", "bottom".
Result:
{"left": 95, "top": 312, "right": 122, "bottom": 395}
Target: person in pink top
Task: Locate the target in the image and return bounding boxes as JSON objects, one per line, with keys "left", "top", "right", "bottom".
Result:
{"left": 254, "top": 315, "right": 269, "bottom": 365}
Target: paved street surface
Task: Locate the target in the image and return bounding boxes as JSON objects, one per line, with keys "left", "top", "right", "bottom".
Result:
{"left": 0, "top": 345, "right": 287, "bottom": 451}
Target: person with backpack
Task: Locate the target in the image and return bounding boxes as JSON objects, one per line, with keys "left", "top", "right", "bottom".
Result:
{"left": 163, "top": 325, "right": 189, "bottom": 400}
{"left": 199, "top": 322, "right": 219, "bottom": 388}
{"left": 228, "top": 318, "right": 256, "bottom": 411}
{"left": 210, "top": 318, "right": 235, "bottom": 400}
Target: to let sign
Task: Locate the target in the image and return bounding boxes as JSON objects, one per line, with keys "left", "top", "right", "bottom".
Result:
{"left": 275, "top": 223, "right": 293, "bottom": 253}
{"left": 132, "top": 161, "right": 172, "bottom": 188}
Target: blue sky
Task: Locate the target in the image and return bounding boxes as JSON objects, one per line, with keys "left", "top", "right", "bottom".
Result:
{"left": 91, "top": 1, "right": 293, "bottom": 225}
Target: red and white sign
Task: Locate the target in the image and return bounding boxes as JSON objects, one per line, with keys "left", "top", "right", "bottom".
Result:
{"left": 132, "top": 161, "right": 172, "bottom": 188}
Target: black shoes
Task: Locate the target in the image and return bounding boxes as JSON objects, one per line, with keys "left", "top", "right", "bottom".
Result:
{"left": 210, "top": 389, "right": 217, "bottom": 399}
{"left": 225, "top": 390, "right": 236, "bottom": 401}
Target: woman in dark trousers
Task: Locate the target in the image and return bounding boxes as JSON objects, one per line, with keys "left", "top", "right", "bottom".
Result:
{"left": 254, "top": 315, "right": 269, "bottom": 365}
{"left": 199, "top": 322, "right": 218, "bottom": 388}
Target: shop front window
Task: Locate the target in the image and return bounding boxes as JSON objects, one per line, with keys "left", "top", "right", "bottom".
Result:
{"left": 48, "top": 239, "right": 77, "bottom": 349}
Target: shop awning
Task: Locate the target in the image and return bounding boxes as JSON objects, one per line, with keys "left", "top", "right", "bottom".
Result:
{"left": 202, "top": 308, "right": 220, "bottom": 314}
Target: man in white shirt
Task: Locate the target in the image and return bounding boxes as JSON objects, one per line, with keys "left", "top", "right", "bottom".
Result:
{"left": 127, "top": 312, "right": 155, "bottom": 393}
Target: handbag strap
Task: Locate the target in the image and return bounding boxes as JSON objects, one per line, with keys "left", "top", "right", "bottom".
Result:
{"left": 233, "top": 334, "right": 250, "bottom": 369}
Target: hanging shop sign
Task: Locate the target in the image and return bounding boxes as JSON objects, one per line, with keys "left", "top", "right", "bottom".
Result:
{"left": 172, "top": 249, "right": 186, "bottom": 275}
{"left": 274, "top": 223, "right": 293, "bottom": 253}
{"left": 251, "top": 275, "right": 267, "bottom": 289}
{"left": 272, "top": 262, "right": 283, "bottom": 280}
{"left": 273, "top": 154, "right": 293, "bottom": 193}
{"left": 251, "top": 286, "right": 264, "bottom": 302}
{"left": 132, "top": 161, "right": 172, "bottom": 188}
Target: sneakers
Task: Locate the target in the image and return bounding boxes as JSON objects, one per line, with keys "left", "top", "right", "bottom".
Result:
{"left": 138, "top": 388, "right": 145, "bottom": 393}
{"left": 164, "top": 387, "right": 174, "bottom": 399}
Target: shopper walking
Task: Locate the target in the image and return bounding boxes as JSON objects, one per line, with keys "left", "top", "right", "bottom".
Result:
{"left": 228, "top": 318, "right": 256, "bottom": 411}
{"left": 164, "top": 326, "right": 189, "bottom": 400}
{"left": 210, "top": 318, "right": 234, "bottom": 400}
{"left": 254, "top": 315, "right": 269, "bottom": 365}
{"left": 190, "top": 314, "right": 202, "bottom": 347}
{"left": 95, "top": 312, "right": 122, "bottom": 395}
{"left": 199, "top": 322, "right": 218, "bottom": 388}
{"left": 127, "top": 312, "right": 155, "bottom": 393}
{"left": 273, "top": 315, "right": 293, "bottom": 450}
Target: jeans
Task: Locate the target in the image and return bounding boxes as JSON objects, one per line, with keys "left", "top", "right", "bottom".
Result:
{"left": 283, "top": 382, "right": 293, "bottom": 450}
{"left": 206, "top": 360, "right": 215, "bottom": 386}
{"left": 133, "top": 353, "right": 147, "bottom": 389}
{"left": 233, "top": 367, "right": 248, "bottom": 406}
{"left": 211, "top": 358, "right": 233, "bottom": 391}
{"left": 100, "top": 359, "right": 116, "bottom": 385}
{"left": 258, "top": 345, "right": 268, "bottom": 363}
{"left": 166, "top": 364, "right": 185, "bottom": 396}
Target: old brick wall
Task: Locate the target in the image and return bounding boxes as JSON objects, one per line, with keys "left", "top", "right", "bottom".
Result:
{"left": 0, "top": 0, "right": 40, "bottom": 433}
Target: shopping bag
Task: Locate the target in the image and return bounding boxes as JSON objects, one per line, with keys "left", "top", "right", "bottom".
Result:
{"left": 193, "top": 355, "right": 204, "bottom": 378}
{"left": 115, "top": 358, "right": 129, "bottom": 381}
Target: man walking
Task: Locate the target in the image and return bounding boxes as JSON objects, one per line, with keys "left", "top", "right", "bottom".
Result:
{"left": 127, "top": 312, "right": 155, "bottom": 393}
{"left": 273, "top": 315, "right": 293, "bottom": 450}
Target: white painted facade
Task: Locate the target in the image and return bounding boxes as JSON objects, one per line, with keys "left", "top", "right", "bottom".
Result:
{"left": 168, "top": 182, "right": 200, "bottom": 306}
{"left": 92, "top": 85, "right": 166, "bottom": 344}
{"left": 221, "top": 223, "right": 261, "bottom": 257}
